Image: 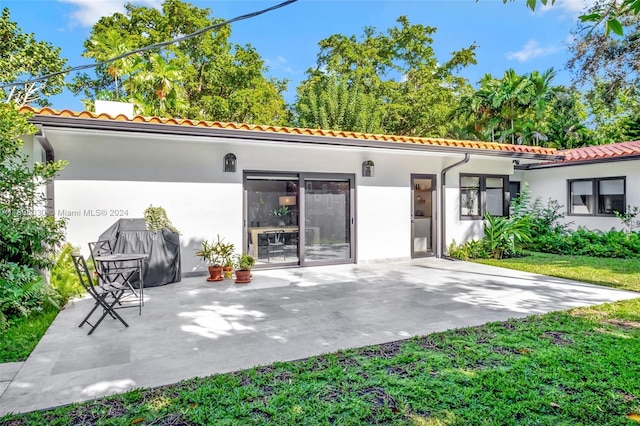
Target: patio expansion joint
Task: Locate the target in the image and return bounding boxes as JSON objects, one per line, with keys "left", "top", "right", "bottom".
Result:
{"left": 0, "top": 361, "right": 25, "bottom": 398}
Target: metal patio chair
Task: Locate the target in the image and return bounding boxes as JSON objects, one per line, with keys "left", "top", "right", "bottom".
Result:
{"left": 72, "top": 254, "right": 130, "bottom": 335}
{"left": 88, "top": 240, "right": 142, "bottom": 312}
{"left": 265, "top": 230, "right": 286, "bottom": 262}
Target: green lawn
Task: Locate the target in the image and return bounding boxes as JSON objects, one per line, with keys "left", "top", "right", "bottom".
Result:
{"left": 1, "top": 252, "right": 639, "bottom": 425}
{"left": 2, "top": 299, "right": 639, "bottom": 425}
{"left": 0, "top": 306, "right": 59, "bottom": 363}
{"left": 473, "top": 251, "right": 640, "bottom": 293}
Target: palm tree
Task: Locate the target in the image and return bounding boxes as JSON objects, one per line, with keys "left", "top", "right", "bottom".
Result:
{"left": 85, "top": 29, "right": 136, "bottom": 101}
{"left": 492, "top": 69, "right": 533, "bottom": 144}
{"left": 130, "top": 53, "right": 186, "bottom": 117}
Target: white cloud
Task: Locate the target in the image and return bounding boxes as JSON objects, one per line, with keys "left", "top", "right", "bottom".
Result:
{"left": 506, "top": 39, "right": 559, "bottom": 62}
{"left": 539, "top": 0, "right": 597, "bottom": 16}
{"left": 265, "top": 56, "right": 294, "bottom": 74}
{"left": 58, "top": 0, "right": 161, "bottom": 27}
{"left": 556, "top": 0, "right": 597, "bottom": 14}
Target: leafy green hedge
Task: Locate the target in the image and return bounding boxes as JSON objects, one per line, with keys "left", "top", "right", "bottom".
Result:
{"left": 530, "top": 228, "right": 640, "bottom": 258}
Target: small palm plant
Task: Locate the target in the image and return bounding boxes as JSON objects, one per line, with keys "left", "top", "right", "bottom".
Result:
{"left": 483, "top": 213, "right": 532, "bottom": 259}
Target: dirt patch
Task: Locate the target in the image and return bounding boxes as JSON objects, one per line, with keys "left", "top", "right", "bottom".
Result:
{"left": 604, "top": 319, "right": 640, "bottom": 330}
{"left": 256, "top": 365, "right": 275, "bottom": 375}
{"left": 541, "top": 331, "right": 573, "bottom": 346}
{"left": 419, "top": 337, "right": 440, "bottom": 351}
{"left": 358, "top": 386, "right": 399, "bottom": 413}
{"left": 336, "top": 355, "right": 360, "bottom": 368}
{"left": 250, "top": 407, "right": 272, "bottom": 422}
{"left": 502, "top": 321, "right": 517, "bottom": 331}
{"left": 491, "top": 346, "right": 523, "bottom": 356}
{"left": 359, "top": 341, "right": 402, "bottom": 359}
{"left": 615, "top": 390, "right": 637, "bottom": 402}
{"left": 386, "top": 366, "right": 409, "bottom": 377}
{"left": 319, "top": 387, "right": 343, "bottom": 403}
{"left": 275, "top": 371, "right": 293, "bottom": 382}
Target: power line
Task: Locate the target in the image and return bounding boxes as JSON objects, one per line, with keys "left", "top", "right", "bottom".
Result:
{"left": 0, "top": 0, "right": 298, "bottom": 90}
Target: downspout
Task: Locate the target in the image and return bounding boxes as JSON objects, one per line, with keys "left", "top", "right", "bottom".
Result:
{"left": 34, "top": 130, "right": 55, "bottom": 217}
{"left": 438, "top": 153, "right": 470, "bottom": 258}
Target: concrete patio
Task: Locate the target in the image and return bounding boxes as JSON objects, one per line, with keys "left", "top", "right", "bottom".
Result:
{"left": 0, "top": 258, "right": 637, "bottom": 416}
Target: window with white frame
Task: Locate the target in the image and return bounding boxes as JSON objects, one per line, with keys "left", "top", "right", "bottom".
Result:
{"left": 568, "top": 177, "right": 625, "bottom": 216}
{"left": 460, "top": 174, "right": 508, "bottom": 219}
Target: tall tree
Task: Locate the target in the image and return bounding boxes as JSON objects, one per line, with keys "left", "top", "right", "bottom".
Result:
{"left": 295, "top": 74, "right": 383, "bottom": 133}
{"left": 505, "top": 0, "right": 640, "bottom": 35}
{"left": 454, "top": 69, "right": 587, "bottom": 147}
{"left": 0, "top": 8, "right": 68, "bottom": 107}
{"left": 584, "top": 81, "right": 640, "bottom": 144}
{"left": 293, "top": 16, "right": 476, "bottom": 137}
{"left": 567, "top": 9, "right": 640, "bottom": 108}
{"left": 71, "top": 0, "right": 288, "bottom": 124}
{"left": 544, "top": 86, "right": 593, "bottom": 149}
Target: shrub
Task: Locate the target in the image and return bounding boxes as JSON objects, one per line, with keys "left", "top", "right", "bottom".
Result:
{"left": 528, "top": 228, "right": 640, "bottom": 259}
{"left": 0, "top": 261, "right": 59, "bottom": 330}
{"left": 614, "top": 205, "right": 640, "bottom": 232}
{"left": 510, "top": 183, "right": 571, "bottom": 241}
{"left": 49, "top": 243, "right": 85, "bottom": 302}
{"left": 483, "top": 213, "right": 532, "bottom": 259}
{"left": 449, "top": 239, "right": 488, "bottom": 260}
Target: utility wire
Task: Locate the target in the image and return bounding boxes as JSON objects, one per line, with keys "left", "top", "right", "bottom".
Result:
{"left": 0, "top": 0, "right": 298, "bottom": 89}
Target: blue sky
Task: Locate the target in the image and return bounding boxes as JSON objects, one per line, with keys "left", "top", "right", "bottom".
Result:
{"left": 3, "top": 0, "right": 594, "bottom": 112}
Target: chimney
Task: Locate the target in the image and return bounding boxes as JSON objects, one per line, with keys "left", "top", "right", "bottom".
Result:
{"left": 94, "top": 100, "right": 134, "bottom": 118}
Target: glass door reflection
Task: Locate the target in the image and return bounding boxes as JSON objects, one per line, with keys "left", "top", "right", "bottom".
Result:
{"left": 245, "top": 175, "right": 299, "bottom": 266}
{"left": 411, "top": 174, "right": 435, "bottom": 258}
{"left": 303, "top": 178, "right": 352, "bottom": 263}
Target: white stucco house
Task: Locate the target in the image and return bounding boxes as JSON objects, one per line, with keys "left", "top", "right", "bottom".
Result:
{"left": 514, "top": 141, "right": 640, "bottom": 232}
{"left": 20, "top": 104, "right": 562, "bottom": 275}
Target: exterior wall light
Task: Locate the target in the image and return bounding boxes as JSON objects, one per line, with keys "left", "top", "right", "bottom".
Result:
{"left": 224, "top": 153, "right": 237, "bottom": 172}
{"left": 362, "top": 160, "right": 375, "bottom": 177}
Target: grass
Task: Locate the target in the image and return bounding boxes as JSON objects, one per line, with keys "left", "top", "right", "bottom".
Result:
{"left": 473, "top": 251, "right": 640, "bottom": 293}
{"left": 1, "top": 299, "right": 639, "bottom": 425}
{"left": 0, "top": 305, "right": 59, "bottom": 363}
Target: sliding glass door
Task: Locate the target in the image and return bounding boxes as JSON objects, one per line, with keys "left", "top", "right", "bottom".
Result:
{"left": 244, "top": 172, "right": 354, "bottom": 267}
{"left": 245, "top": 175, "right": 299, "bottom": 266}
{"left": 302, "top": 176, "right": 353, "bottom": 264}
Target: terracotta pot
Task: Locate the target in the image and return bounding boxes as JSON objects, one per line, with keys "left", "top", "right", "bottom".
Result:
{"left": 223, "top": 266, "right": 233, "bottom": 279}
{"left": 207, "top": 265, "right": 223, "bottom": 282}
{"left": 235, "top": 269, "right": 252, "bottom": 284}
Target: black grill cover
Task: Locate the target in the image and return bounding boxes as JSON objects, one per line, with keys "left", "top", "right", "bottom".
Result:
{"left": 98, "top": 219, "right": 181, "bottom": 287}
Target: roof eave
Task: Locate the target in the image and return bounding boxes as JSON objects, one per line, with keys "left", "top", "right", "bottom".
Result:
{"left": 517, "top": 153, "right": 640, "bottom": 170}
{"left": 29, "top": 114, "right": 562, "bottom": 162}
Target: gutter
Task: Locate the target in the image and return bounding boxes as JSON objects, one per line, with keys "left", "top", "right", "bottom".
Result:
{"left": 438, "top": 153, "right": 470, "bottom": 258}
{"left": 28, "top": 115, "right": 562, "bottom": 162}
{"left": 34, "top": 129, "right": 56, "bottom": 216}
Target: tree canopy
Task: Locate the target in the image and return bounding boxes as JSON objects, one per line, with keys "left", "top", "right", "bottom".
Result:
{"left": 508, "top": 0, "right": 640, "bottom": 35}
{"left": 293, "top": 16, "right": 477, "bottom": 137}
{"left": 0, "top": 8, "right": 67, "bottom": 106}
{"left": 454, "top": 68, "right": 596, "bottom": 148}
{"left": 71, "top": 0, "right": 288, "bottom": 124}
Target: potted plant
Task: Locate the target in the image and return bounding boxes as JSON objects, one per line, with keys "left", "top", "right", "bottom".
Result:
{"left": 219, "top": 240, "right": 236, "bottom": 279}
{"left": 195, "top": 237, "right": 224, "bottom": 282}
{"left": 234, "top": 253, "right": 256, "bottom": 284}
{"left": 271, "top": 206, "right": 289, "bottom": 226}
{"left": 144, "top": 205, "right": 180, "bottom": 234}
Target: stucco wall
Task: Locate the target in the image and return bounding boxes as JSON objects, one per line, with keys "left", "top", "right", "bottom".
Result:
{"left": 443, "top": 158, "right": 514, "bottom": 251}
{"left": 43, "top": 128, "right": 518, "bottom": 272}
{"left": 517, "top": 160, "right": 639, "bottom": 231}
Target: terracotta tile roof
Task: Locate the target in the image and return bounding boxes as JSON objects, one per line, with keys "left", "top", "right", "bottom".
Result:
{"left": 558, "top": 141, "right": 640, "bottom": 163}
{"left": 20, "top": 106, "right": 558, "bottom": 156}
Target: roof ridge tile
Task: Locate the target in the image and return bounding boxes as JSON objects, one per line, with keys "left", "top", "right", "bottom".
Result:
{"left": 19, "top": 106, "right": 561, "bottom": 155}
